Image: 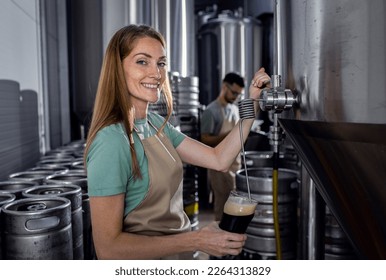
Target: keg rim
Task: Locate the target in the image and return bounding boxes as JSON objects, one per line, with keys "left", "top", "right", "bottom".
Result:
{"left": 46, "top": 173, "right": 87, "bottom": 181}
{"left": 0, "top": 191, "right": 16, "bottom": 205}
{"left": 8, "top": 170, "right": 53, "bottom": 179}
{"left": 29, "top": 166, "right": 69, "bottom": 173}
{"left": 1, "top": 197, "right": 71, "bottom": 215}
{"left": 0, "top": 180, "right": 38, "bottom": 194}
{"left": 0, "top": 180, "right": 37, "bottom": 186}
{"left": 22, "top": 184, "right": 82, "bottom": 198}
{"left": 236, "top": 167, "right": 299, "bottom": 179}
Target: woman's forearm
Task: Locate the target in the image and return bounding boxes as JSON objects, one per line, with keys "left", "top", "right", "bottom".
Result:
{"left": 213, "top": 117, "right": 254, "bottom": 172}
{"left": 94, "top": 222, "right": 245, "bottom": 259}
{"left": 94, "top": 230, "right": 197, "bottom": 260}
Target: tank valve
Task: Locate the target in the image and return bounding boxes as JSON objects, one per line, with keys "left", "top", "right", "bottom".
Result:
{"left": 259, "top": 75, "right": 296, "bottom": 113}
{"left": 258, "top": 74, "right": 296, "bottom": 151}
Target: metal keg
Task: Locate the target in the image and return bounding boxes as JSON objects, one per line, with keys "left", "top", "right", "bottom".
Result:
{"left": 36, "top": 158, "right": 74, "bottom": 169}
{"left": 44, "top": 149, "right": 75, "bottom": 158}
{"left": 62, "top": 170, "right": 87, "bottom": 176}
{"left": 0, "top": 180, "right": 37, "bottom": 199}
{"left": 22, "top": 184, "right": 84, "bottom": 260}
{"left": 0, "top": 192, "right": 16, "bottom": 259}
{"left": 45, "top": 173, "right": 87, "bottom": 188}
{"left": 241, "top": 151, "right": 275, "bottom": 168}
{"left": 0, "top": 193, "right": 16, "bottom": 207}
{"left": 325, "top": 206, "right": 358, "bottom": 260}
{"left": 170, "top": 75, "right": 201, "bottom": 213}
{"left": 177, "top": 76, "right": 200, "bottom": 139}
{"left": 63, "top": 140, "right": 85, "bottom": 150}
{"left": 29, "top": 166, "right": 69, "bottom": 174}
{"left": 73, "top": 150, "right": 84, "bottom": 158}
{"left": 8, "top": 170, "right": 53, "bottom": 185}
{"left": 236, "top": 167, "right": 298, "bottom": 259}
{"left": 2, "top": 197, "right": 73, "bottom": 259}
{"left": 71, "top": 160, "right": 85, "bottom": 170}
{"left": 45, "top": 172, "right": 94, "bottom": 259}
{"left": 177, "top": 76, "right": 200, "bottom": 111}
{"left": 40, "top": 155, "right": 75, "bottom": 161}
{"left": 241, "top": 150, "right": 300, "bottom": 174}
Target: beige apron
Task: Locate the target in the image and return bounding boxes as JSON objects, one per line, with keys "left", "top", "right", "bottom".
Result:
{"left": 123, "top": 121, "right": 192, "bottom": 259}
{"left": 208, "top": 104, "right": 241, "bottom": 220}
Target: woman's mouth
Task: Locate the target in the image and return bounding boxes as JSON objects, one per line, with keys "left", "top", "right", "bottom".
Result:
{"left": 142, "top": 83, "right": 159, "bottom": 89}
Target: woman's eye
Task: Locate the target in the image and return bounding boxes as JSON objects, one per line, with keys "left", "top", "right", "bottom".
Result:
{"left": 158, "top": 61, "right": 167, "bottom": 68}
{"left": 136, "top": 60, "right": 147, "bottom": 65}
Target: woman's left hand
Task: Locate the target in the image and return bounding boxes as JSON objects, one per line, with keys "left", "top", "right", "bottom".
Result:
{"left": 249, "top": 67, "right": 271, "bottom": 100}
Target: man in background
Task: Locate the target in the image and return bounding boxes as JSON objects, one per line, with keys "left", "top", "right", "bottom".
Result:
{"left": 200, "top": 72, "right": 245, "bottom": 221}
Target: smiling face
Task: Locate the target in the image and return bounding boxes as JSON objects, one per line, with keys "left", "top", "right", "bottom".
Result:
{"left": 122, "top": 36, "right": 167, "bottom": 116}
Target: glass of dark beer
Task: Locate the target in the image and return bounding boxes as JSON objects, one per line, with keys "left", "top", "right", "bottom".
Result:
{"left": 219, "top": 191, "right": 257, "bottom": 233}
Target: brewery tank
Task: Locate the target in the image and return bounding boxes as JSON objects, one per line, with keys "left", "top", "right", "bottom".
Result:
{"left": 277, "top": 0, "right": 386, "bottom": 259}
{"left": 151, "top": 0, "right": 195, "bottom": 77}
{"left": 197, "top": 11, "right": 262, "bottom": 105}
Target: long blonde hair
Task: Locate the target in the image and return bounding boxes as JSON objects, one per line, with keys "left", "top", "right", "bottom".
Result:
{"left": 84, "top": 25, "right": 173, "bottom": 179}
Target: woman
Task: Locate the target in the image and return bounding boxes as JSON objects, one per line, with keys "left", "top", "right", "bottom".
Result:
{"left": 84, "top": 24, "right": 270, "bottom": 260}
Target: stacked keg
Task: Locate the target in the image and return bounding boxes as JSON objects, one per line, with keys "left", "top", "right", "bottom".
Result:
{"left": 45, "top": 171, "right": 94, "bottom": 260}
{"left": 236, "top": 167, "right": 299, "bottom": 259}
{"left": 148, "top": 72, "right": 180, "bottom": 127}
{"left": 175, "top": 75, "right": 201, "bottom": 229}
{"left": 0, "top": 192, "right": 16, "bottom": 259}
{"left": 22, "top": 184, "right": 84, "bottom": 260}
{"left": 176, "top": 75, "right": 201, "bottom": 139}
{"left": 0, "top": 140, "right": 92, "bottom": 260}
{"left": 325, "top": 206, "right": 358, "bottom": 260}
{"left": 241, "top": 148, "right": 300, "bottom": 176}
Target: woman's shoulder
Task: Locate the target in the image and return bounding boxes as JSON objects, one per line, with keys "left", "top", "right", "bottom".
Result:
{"left": 88, "top": 123, "right": 131, "bottom": 160}
{"left": 93, "top": 123, "right": 129, "bottom": 146}
{"left": 97, "top": 123, "right": 125, "bottom": 136}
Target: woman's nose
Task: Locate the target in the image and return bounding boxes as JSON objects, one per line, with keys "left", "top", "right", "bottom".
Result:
{"left": 149, "top": 65, "right": 161, "bottom": 79}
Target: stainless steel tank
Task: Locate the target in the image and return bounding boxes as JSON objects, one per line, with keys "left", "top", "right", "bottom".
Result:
{"left": 278, "top": 0, "right": 386, "bottom": 259}
{"left": 104, "top": 0, "right": 195, "bottom": 77}
{"left": 151, "top": 0, "right": 196, "bottom": 77}
{"left": 197, "top": 11, "right": 262, "bottom": 105}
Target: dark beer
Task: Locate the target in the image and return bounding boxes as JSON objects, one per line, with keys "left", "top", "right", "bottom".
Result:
{"left": 219, "top": 212, "right": 255, "bottom": 234}
{"left": 219, "top": 191, "right": 257, "bottom": 233}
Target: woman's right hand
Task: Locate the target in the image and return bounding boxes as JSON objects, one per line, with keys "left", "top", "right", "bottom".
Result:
{"left": 195, "top": 221, "right": 247, "bottom": 257}
{"left": 249, "top": 67, "right": 271, "bottom": 100}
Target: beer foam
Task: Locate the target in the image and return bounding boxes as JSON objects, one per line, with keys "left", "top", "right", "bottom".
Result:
{"left": 223, "top": 198, "right": 257, "bottom": 216}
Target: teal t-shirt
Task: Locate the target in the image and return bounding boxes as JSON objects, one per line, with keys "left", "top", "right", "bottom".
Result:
{"left": 86, "top": 112, "right": 186, "bottom": 216}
